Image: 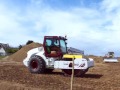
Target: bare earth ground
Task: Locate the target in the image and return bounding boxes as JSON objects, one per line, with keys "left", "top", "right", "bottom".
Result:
{"left": 0, "top": 43, "right": 120, "bottom": 90}
{"left": 0, "top": 57, "right": 120, "bottom": 90}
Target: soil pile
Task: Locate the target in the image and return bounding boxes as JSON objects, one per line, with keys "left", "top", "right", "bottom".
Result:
{"left": 117, "top": 57, "right": 120, "bottom": 62}
{"left": 8, "top": 42, "right": 42, "bottom": 62}
{"left": 88, "top": 55, "right": 103, "bottom": 63}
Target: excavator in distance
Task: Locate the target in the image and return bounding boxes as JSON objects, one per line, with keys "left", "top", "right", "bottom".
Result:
{"left": 23, "top": 36, "right": 94, "bottom": 76}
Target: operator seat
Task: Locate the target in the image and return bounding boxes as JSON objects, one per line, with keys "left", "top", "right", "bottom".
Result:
{"left": 46, "top": 42, "right": 57, "bottom": 55}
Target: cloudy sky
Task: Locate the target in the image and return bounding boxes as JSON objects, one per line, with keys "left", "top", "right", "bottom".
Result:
{"left": 0, "top": 0, "right": 120, "bottom": 56}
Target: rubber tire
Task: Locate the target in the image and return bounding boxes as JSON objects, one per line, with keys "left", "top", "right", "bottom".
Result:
{"left": 28, "top": 55, "right": 46, "bottom": 74}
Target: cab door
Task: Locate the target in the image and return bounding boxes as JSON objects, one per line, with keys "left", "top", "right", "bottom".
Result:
{"left": 43, "top": 36, "right": 62, "bottom": 57}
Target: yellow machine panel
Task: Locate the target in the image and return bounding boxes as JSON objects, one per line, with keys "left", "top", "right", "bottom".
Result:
{"left": 63, "top": 54, "right": 82, "bottom": 59}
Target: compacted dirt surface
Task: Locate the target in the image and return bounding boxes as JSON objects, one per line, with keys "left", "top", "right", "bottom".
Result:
{"left": 0, "top": 43, "right": 120, "bottom": 90}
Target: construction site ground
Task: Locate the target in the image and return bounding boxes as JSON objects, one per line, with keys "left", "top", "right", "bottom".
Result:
{"left": 0, "top": 43, "right": 120, "bottom": 90}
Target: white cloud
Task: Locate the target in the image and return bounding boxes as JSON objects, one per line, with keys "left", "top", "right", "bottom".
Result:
{"left": 101, "top": 0, "right": 120, "bottom": 13}
{"left": 0, "top": 0, "right": 120, "bottom": 55}
{"left": 0, "top": 2, "right": 43, "bottom": 46}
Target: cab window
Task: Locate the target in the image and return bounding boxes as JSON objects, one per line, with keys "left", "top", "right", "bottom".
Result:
{"left": 54, "top": 39, "right": 59, "bottom": 46}
{"left": 46, "top": 39, "right": 52, "bottom": 46}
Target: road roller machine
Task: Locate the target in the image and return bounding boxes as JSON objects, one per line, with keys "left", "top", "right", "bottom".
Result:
{"left": 23, "top": 36, "right": 94, "bottom": 76}
{"left": 103, "top": 52, "right": 118, "bottom": 63}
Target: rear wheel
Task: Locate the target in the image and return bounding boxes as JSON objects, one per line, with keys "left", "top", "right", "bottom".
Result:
{"left": 28, "top": 55, "right": 46, "bottom": 74}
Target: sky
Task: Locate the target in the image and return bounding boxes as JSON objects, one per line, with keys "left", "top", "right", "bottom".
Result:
{"left": 0, "top": 0, "right": 120, "bottom": 56}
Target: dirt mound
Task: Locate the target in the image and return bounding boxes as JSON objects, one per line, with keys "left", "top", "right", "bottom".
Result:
{"left": 118, "top": 57, "right": 120, "bottom": 61}
{"left": 88, "top": 55, "right": 103, "bottom": 63}
{"left": 8, "top": 42, "right": 42, "bottom": 62}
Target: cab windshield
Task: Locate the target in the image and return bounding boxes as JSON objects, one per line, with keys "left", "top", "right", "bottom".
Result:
{"left": 44, "top": 36, "right": 67, "bottom": 57}
{"left": 60, "top": 39, "right": 67, "bottom": 54}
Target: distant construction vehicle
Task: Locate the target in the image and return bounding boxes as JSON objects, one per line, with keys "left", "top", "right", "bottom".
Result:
{"left": 103, "top": 52, "right": 118, "bottom": 62}
{"left": 23, "top": 36, "right": 94, "bottom": 76}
